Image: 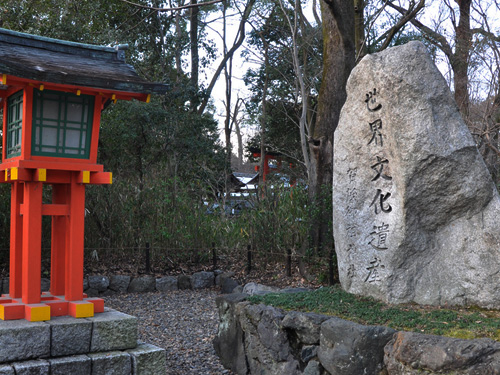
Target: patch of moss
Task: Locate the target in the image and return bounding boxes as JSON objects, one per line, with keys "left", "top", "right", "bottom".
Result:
{"left": 248, "top": 286, "right": 500, "bottom": 340}
{"left": 443, "top": 329, "right": 476, "bottom": 340}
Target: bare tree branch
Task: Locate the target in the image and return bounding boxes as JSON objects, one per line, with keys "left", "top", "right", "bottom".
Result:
{"left": 357, "top": 0, "right": 388, "bottom": 61}
{"left": 470, "top": 28, "right": 500, "bottom": 43}
{"left": 197, "top": 0, "right": 256, "bottom": 114}
{"left": 311, "top": 0, "right": 322, "bottom": 26}
{"left": 386, "top": 0, "right": 454, "bottom": 58}
{"left": 379, "top": 0, "right": 424, "bottom": 51}
{"left": 119, "top": 0, "right": 223, "bottom": 12}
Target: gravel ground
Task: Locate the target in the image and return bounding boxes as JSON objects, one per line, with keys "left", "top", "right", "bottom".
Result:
{"left": 104, "top": 289, "right": 234, "bottom": 375}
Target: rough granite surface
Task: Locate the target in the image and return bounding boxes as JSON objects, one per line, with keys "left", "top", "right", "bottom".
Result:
{"left": 333, "top": 41, "right": 500, "bottom": 308}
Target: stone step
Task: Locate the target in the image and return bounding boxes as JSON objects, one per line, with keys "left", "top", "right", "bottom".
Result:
{"left": 0, "top": 308, "right": 137, "bottom": 363}
{"left": 0, "top": 342, "right": 166, "bottom": 375}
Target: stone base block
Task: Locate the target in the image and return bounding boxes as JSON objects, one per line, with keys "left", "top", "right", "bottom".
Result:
{"left": 127, "top": 342, "right": 167, "bottom": 374}
{"left": 48, "top": 355, "right": 91, "bottom": 375}
{"left": 12, "top": 359, "right": 49, "bottom": 375}
{"left": 0, "top": 308, "right": 137, "bottom": 363}
{"left": 0, "top": 346, "right": 166, "bottom": 375}
{"left": 12, "top": 359, "right": 50, "bottom": 375}
{"left": 88, "top": 351, "right": 131, "bottom": 375}
{"left": 50, "top": 316, "right": 92, "bottom": 357}
{"left": 0, "top": 320, "right": 50, "bottom": 363}
{"left": 0, "top": 308, "right": 165, "bottom": 375}
{"left": 89, "top": 309, "right": 138, "bottom": 352}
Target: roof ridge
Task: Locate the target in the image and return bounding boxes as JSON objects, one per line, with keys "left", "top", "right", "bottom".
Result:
{"left": 0, "top": 27, "right": 123, "bottom": 61}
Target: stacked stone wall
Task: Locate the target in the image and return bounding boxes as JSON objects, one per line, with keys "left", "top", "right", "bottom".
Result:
{"left": 214, "top": 293, "right": 500, "bottom": 375}
{"left": 0, "top": 270, "right": 235, "bottom": 296}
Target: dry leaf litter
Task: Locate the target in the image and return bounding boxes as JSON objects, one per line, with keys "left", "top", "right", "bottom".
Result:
{"left": 105, "top": 289, "right": 234, "bottom": 375}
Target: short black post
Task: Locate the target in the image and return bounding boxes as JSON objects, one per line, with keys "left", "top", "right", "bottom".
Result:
{"left": 286, "top": 249, "right": 292, "bottom": 277}
{"left": 328, "top": 248, "right": 334, "bottom": 286}
{"left": 247, "top": 244, "right": 252, "bottom": 274}
{"left": 145, "top": 242, "right": 151, "bottom": 274}
{"left": 212, "top": 242, "right": 217, "bottom": 271}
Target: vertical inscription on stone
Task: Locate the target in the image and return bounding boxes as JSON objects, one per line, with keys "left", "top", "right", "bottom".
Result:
{"left": 363, "top": 88, "right": 393, "bottom": 284}
{"left": 345, "top": 167, "right": 359, "bottom": 260}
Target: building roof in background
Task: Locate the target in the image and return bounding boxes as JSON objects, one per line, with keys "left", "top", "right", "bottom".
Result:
{"left": 0, "top": 28, "right": 167, "bottom": 94}
{"left": 232, "top": 172, "right": 259, "bottom": 190}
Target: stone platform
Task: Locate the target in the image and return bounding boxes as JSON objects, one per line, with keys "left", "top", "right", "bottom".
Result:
{"left": 0, "top": 308, "right": 166, "bottom": 374}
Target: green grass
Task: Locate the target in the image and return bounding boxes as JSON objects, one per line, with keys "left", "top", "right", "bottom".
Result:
{"left": 248, "top": 286, "right": 500, "bottom": 340}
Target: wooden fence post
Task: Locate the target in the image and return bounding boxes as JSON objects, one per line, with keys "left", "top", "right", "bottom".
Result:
{"left": 212, "top": 242, "right": 217, "bottom": 271}
{"left": 286, "top": 249, "right": 292, "bottom": 277}
{"left": 329, "top": 248, "right": 334, "bottom": 285}
{"left": 247, "top": 244, "right": 252, "bottom": 274}
{"left": 145, "top": 242, "right": 151, "bottom": 274}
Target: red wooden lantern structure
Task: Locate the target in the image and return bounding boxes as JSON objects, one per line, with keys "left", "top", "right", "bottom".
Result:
{"left": 0, "top": 29, "right": 166, "bottom": 321}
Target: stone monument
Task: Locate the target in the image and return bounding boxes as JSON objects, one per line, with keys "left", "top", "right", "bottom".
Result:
{"left": 333, "top": 41, "right": 500, "bottom": 308}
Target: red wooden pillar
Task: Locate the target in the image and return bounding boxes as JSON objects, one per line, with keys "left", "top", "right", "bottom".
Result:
{"left": 65, "top": 174, "right": 85, "bottom": 301}
{"left": 51, "top": 184, "right": 68, "bottom": 296}
{"left": 9, "top": 181, "right": 23, "bottom": 298}
{"left": 21, "top": 181, "right": 43, "bottom": 304}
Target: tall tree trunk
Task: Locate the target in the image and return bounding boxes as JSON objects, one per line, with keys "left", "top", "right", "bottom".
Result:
{"left": 453, "top": 0, "right": 472, "bottom": 118}
{"left": 190, "top": 0, "right": 199, "bottom": 110}
{"left": 354, "top": 0, "right": 365, "bottom": 57}
{"left": 222, "top": 0, "right": 233, "bottom": 170}
{"left": 234, "top": 113, "right": 244, "bottom": 169}
{"left": 259, "top": 44, "right": 269, "bottom": 187}
{"left": 230, "top": 97, "right": 244, "bottom": 170}
{"left": 174, "top": 0, "right": 185, "bottom": 82}
{"left": 279, "top": 0, "right": 311, "bottom": 180}
{"left": 308, "top": 0, "right": 355, "bottom": 255}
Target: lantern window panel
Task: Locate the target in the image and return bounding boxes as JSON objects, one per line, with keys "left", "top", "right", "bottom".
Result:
{"left": 6, "top": 90, "right": 23, "bottom": 158}
{"left": 32, "top": 89, "right": 94, "bottom": 159}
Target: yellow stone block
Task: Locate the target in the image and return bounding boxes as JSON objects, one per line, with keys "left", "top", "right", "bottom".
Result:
{"left": 71, "top": 302, "right": 94, "bottom": 318}
{"left": 26, "top": 305, "right": 50, "bottom": 322}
